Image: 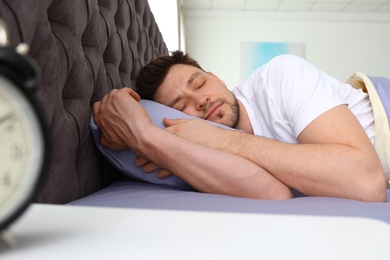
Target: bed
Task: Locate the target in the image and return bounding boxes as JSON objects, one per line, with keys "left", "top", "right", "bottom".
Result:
{"left": 1, "top": 0, "right": 389, "bottom": 230}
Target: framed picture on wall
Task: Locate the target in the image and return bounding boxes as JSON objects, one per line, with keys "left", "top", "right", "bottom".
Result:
{"left": 240, "top": 42, "right": 305, "bottom": 82}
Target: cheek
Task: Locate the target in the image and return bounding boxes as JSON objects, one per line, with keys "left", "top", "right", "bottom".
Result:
{"left": 182, "top": 107, "right": 195, "bottom": 116}
{"left": 182, "top": 106, "right": 201, "bottom": 117}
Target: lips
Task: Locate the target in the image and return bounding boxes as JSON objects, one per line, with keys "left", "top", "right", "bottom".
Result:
{"left": 205, "top": 102, "right": 222, "bottom": 120}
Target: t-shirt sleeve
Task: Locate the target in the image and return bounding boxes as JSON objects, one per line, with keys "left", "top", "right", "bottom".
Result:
{"left": 263, "top": 55, "right": 346, "bottom": 137}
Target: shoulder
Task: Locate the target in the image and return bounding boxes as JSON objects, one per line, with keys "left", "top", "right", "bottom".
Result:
{"left": 233, "top": 55, "right": 318, "bottom": 98}
{"left": 266, "top": 54, "right": 314, "bottom": 79}
{"left": 263, "top": 55, "right": 332, "bottom": 93}
{"left": 240, "top": 54, "right": 315, "bottom": 90}
{"left": 268, "top": 54, "right": 305, "bottom": 66}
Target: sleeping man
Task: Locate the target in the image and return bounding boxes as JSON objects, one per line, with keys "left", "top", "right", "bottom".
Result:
{"left": 92, "top": 51, "right": 389, "bottom": 201}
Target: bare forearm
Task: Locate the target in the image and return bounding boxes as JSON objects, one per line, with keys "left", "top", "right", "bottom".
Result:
{"left": 212, "top": 130, "right": 384, "bottom": 201}
{"left": 239, "top": 136, "right": 364, "bottom": 195}
{"left": 134, "top": 126, "right": 292, "bottom": 200}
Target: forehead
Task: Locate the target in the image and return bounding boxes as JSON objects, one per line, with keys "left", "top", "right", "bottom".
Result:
{"left": 159, "top": 64, "right": 202, "bottom": 92}
{"left": 164, "top": 64, "right": 202, "bottom": 86}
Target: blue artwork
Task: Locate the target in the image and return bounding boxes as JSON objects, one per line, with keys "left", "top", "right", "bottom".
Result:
{"left": 240, "top": 42, "right": 305, "bottom": 82}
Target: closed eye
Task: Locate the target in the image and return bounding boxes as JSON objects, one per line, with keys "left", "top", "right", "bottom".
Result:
{"left": 197, "top": 81, "right": 205, "bottom": 89}
{"left": 175, "top": 99, "right": 188, "bottom": 111}
{"left": 194, "top": 78, "right": 205, "bottom": 90}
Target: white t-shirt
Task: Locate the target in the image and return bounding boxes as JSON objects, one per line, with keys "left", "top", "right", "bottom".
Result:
{"left": 233, "top": 54, "right": 375, "bottom": 144}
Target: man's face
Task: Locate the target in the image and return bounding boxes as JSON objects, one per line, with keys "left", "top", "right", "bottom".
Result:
{"left": 153, "top": 64, "right": 240, "bottom": 128}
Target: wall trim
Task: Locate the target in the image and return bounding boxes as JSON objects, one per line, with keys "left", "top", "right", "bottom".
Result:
{"left": 184, "top": 10, "right": 390, "bottom": 23}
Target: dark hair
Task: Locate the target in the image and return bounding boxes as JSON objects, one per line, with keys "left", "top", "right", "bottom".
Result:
{"left": 135, "top": 50, "right": 204, "bottom": 100}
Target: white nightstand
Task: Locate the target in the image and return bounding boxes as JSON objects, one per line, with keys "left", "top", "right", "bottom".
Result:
{"left": 2, "top": 204, "right": 390, "bottom": 259}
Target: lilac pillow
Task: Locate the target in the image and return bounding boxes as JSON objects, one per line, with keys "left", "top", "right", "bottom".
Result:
{"left": 90, "top": 99, "right": 236, "bottom": 190}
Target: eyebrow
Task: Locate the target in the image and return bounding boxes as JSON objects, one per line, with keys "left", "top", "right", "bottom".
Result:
{"left": 187, "top": 71, "right": 202, "bottom": 86}
{"left": 167, "top": 71, "right": 202, "bottom": 108}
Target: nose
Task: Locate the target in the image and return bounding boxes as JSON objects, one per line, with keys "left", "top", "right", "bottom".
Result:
{"left": 192, "top": 93, "right": 209, "bottom": 111}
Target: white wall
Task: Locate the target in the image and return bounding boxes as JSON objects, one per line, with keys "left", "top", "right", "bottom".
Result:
{"left": 149, "top": 0, "right": 180, "bottom": 51}
{"left": 185, "top": 10, "right": 390, "bottom": 89}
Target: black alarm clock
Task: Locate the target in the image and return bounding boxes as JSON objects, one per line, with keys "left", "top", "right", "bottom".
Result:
{"left": 0, "top": 20, "right": 49, "bottom": 232}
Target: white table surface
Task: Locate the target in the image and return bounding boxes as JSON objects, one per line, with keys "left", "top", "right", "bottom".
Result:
{"left": 2, "top": 203, "right": 390, "bottom": 260}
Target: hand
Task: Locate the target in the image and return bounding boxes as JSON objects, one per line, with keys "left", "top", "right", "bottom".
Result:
{"left": 163, "top": 118, "right": 223, "bottom": 150}
{"left": 92, "top": 88, "right": 151, "bottom": 152}
{"left": 135, "top": 156, "right": 173, "bottom": 179}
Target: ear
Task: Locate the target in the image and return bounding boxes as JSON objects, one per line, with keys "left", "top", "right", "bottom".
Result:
{"left": 207, "top": 71, "right": 217, "bottom": 77}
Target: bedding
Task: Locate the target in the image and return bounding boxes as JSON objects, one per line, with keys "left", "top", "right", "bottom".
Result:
{"left": 90, "top": 99, "right": 238, "bottom": 190}
{"left": 70, "top": 180, "right": 390, "bottom": 224}
{"left": 347, "top": 73, "right": 390, "bottom": 185}
{"left": 369, "top": 76, "right": 390, "bottom": 126}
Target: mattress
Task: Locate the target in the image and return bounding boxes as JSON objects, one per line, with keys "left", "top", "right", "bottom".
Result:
{"left": 70, "top": 179, "right": 390, "bottom": 224}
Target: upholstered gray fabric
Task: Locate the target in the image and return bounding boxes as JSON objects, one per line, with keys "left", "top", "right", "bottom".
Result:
{"left": 0, "top": 0, "right": 167, "bottom": 203}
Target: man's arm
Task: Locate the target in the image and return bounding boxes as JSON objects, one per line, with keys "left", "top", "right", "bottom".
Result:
{"left": 92, "top": 88, "right": 292, "bottom": 200}
{"left": 163, "top": 105, "right": 387, "bottom": 202}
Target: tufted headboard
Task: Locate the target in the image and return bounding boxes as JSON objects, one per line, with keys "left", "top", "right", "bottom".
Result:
{"left": 0, "top": 0, "right": 167, "bottom": 203}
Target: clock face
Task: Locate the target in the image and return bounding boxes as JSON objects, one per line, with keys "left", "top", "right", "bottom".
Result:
{"left": 0, "top": 74, "right": 46, "bottom": 228}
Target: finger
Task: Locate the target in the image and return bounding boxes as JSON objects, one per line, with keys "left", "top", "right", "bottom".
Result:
{"left": 135, "top": 156, "right": 149, "bottom": 167}
{"left": 156, "top": 169, "right": 173, "bottom": 179}
{"left": 118, "top": 87, "right": 141, "bottom": 101}
{"left": 163, "top": 118, "right": 190, "bottom": 127}
{"left": 128, "top": 89, "right": 141, "bottom": 101}
{"left": 100, "top": 134, "right": 126, "bottom": 150}
{"left": 91, "top": 101, "right": 101, "bottom": 118}
{"left": 93, "top": 89, "right": 118, "bottom": 119}
{"left": 141, "top": 162, "right": 160, "bottom": 173}
{"left": 107, "top": 88, "right": 119, "bottom": 97}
